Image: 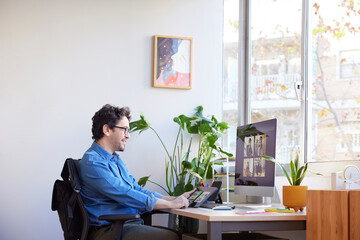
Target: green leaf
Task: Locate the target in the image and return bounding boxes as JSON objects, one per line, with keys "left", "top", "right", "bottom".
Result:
{"left": 183, "top": 138, "right": 192, "bottom": 162}
{"left": 198, "top": 162, "right": 205, "bottom": 176}
{"left": 217, "top": 121, "right": 229, "bottom": 130}
{"left": 165, "top": 161, "right": 170, "bottom": 191}
{"left": 188, "top": 171, "right": 202, "bottom": 180}
{"left": 206, "top": 133, "right": 219, "bottom": 148}
{"left": 185, "top": 183, "right": 194, "bottom": 192}
{"left": 130, "top": 114, "right": 151, "bottom": 133}
{"left": 173, "top": 117, "right": 183, "bottom": 128}
{"left": 137, "top": 176, "right": 150, "bottom": 187}
{"left": 307, "top": 169, "right": 323, "bottom": 176}
{"left": 173, "top": 183, "right": 185, "bottom": 196}
{"left": 191, "top": 157, "right": 197, "bottom": 167}
{"left": 174, "top": 115, "right": 194, "bottom": 130}
{"left": 182, "top": 161, "right": 192, "bottom": 170}
{"left": 206, "top": 165, "right": 213, "bottom": 179}
{"left": 199, "top": 122, "right": 212, "bottom": 134}
{"left": 289, "top": 160, "right": 296, "bottom": 185}
{"left": 294, "top": 153, "right": 299, "bottom": 172}
{"left": 295, "top": 166, "right": 305, "bottom": 185}
{"left": 211, "top": 115, "right": 218, "bottom": 126}
{"left": 261, "top": 155, "right": 292, "bottom": 185}
{"left": 194, "top": 105, "right": 204, "bottom": 118}
{"left": 148, "top": 179, "right": 171, "bottom": 196}
{"left": 297, "top": 163, "right": 308, "bottom": 185}
{"left": 187, "top": 124, "right": 200, "bottom": 134}
{"left": 179, "top": 171, "right": 189, "bottom": 177}
{"left": 218, "top": 147, "right": 233, "bottom": 157}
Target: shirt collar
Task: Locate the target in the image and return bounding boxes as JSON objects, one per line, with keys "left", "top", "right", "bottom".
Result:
{"left": 90, "top": 141, "right": 119, "bottom": 162}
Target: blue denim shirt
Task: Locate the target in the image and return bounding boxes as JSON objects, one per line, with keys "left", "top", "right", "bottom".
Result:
{"left": 78, "top": 141, "right": 162, "bottom": 226}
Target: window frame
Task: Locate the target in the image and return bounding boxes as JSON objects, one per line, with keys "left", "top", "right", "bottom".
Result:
{"left": 234, "top": 0, "right": 360, "bottom": 171}
{"left": 237, "top": 0, "right": 310, "bottom": 164}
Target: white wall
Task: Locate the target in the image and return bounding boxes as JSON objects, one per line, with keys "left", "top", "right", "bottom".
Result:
{"left": 0, "top": 0, "right": 223, "bottom": 239}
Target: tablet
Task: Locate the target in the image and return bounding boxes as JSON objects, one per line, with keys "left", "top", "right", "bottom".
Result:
{"left": 188, "top": 186, "right": 218, "bottom": 208}
{"left": 207, "top": 181, "right": 222, "bottom": 202}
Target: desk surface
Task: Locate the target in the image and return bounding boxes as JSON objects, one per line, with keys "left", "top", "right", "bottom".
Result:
{"left": 169, "top": 207, "right": 306, "bottom": 222}
{"left": 166, "top": 207, "right": 306, "bottom": 240}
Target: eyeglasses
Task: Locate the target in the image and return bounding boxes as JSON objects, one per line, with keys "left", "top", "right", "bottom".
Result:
{"left": 113, "top": 126, "right": 130, "bottom": 135}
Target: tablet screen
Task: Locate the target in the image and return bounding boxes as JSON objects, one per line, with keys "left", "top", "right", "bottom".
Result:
{"left": 188, "top": 187, "right": 217, "bottom": 208}
{"left": 188, "top": 190, "right": 203, "bottom": 204}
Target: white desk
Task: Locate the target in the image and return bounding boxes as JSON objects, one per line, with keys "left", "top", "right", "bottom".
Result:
{"left": 169, "top": 208, "right": 306, "bottom": 240}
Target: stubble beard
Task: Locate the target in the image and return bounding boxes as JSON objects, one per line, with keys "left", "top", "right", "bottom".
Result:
{"left": 118, "top": 138, "right": 126, "bottom": 152}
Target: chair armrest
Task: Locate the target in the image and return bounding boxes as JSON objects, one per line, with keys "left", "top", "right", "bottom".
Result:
{"left": 141, "top": 210, "right": 169, "bottom": 226}
{"left": 99, "top": 214, "right": 140, "bottom": 221}
{"left": 149, "top": 210, "right": 167, "bottom": 215}
{"left": 98, "top": 214, "right": 140, "bottom": 240}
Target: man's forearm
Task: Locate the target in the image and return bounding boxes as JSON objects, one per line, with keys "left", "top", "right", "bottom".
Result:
{"left": 161, "top": 195, "right": 176, "bottom": 201}
{"left": 153, "top": 196, "right": 189, "bottom": 210}
{"left": 153, "top": 198, "right": 174, "bottom": 209}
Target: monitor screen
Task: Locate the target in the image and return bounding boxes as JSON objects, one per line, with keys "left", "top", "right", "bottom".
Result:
{"left": 234, "top": 119, "right": 277, "bottom": 197}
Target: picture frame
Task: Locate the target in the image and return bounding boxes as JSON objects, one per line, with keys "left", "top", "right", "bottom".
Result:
{"left": 153, "top": 35, "right": 193, "bottom": 89}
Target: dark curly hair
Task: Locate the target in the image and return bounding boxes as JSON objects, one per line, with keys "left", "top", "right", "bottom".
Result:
{"left": 91, "top": 104, "right": 131, "bottom": 140}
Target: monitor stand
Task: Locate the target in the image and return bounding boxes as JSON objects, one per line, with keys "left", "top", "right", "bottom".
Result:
{"left": 245, "top": 196, "right": 271, "bottom": 205}
{"left": 237, "top": 186, "right": 281, "bottom": 208}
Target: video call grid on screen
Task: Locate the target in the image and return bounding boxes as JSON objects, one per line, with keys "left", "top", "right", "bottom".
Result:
{"left": 235, "top": 119, "right": 276, "bottom": 187}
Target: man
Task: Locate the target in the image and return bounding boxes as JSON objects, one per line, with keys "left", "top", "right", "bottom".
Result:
{"left": 78, "top": 104, "right": 193, "bottom": 240}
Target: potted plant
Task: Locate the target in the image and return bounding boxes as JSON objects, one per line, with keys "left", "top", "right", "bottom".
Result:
{"left": 130, "top": 113, "right": 197, "bottom": 197}
{"left": 130, "top": 106, "right": 232, "bottom": 233}
{"left": 261, "top": 153, "right": 321, "bottom": 212}
{"left": 131, "top": 106, "right": 233, "bottom": 195}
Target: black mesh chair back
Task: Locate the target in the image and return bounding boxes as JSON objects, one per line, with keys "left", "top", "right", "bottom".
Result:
{"left": 52, "top": 158, "right": 89, "bottom": 240}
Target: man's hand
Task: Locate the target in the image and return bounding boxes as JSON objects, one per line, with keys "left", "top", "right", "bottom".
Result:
{"left": 171, "top": 195, "right": 190, "bottom": 209}
{"left": 180, "top": 189, "right": 196, "bottom": 199}
{"left": 153, "top": 189, "right": 197, "bottom": 210}
{"left": 154, "top": 194, "right": 190, "bottom": 210}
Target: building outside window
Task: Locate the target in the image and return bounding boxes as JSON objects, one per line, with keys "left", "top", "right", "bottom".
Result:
{"left": 223, "top": 0, "right": 360, "bottom": 164}
{"left": 339, "top": 49, "right": 360, "bottom": 79}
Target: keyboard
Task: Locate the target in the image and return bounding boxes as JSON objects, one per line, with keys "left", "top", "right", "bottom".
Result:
{"left": 200, "top": 203, "right": 235, "bottom": 209}
{"left": 234, "top": 203, "right": 272, "bottom": 209}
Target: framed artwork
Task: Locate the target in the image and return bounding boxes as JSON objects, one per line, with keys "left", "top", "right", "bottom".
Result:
{"left": 153, "top": 35, "right": 193, "bottom": 89}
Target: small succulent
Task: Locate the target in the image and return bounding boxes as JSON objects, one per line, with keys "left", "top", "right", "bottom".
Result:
{"left": 261, "top": 153, "right": 321, "bottom": 186}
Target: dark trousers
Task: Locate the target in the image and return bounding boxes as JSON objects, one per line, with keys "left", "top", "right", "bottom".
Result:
{"left": 88, "top": 219, "right": 179, "bottom": 240}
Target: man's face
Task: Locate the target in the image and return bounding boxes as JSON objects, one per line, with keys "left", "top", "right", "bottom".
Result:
{"left": 109, "top": 117, "right": 130, "bottom": 152}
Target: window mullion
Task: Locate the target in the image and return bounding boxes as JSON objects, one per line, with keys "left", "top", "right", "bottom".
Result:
{"left": 301, "top": 0, "right": 312, "bottom": 163}
{"left": 238, "top": 0, "right": 251, "bottom": 126}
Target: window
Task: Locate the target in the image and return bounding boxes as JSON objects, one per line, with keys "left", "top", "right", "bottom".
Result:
{"left": 337, "top": 132, "right": 360, "bottom": 153}
{"left": 339, "top": 50, "right": 360, "bottom": 79}
{"left": 223, "top": 0, "right": 360, "bottom": 163}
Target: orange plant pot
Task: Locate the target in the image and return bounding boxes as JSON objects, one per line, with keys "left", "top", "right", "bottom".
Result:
{"left": 282, "top": 185, "right": 308, "bottom": 212}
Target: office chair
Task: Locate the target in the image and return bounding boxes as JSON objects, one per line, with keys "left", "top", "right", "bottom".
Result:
{"left": 52, "top": 158, "right": 141, "bottom": 240}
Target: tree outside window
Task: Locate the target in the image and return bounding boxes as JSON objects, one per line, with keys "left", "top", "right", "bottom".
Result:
{"left": 223, "top": 0, "right": 360, "bottom": 163}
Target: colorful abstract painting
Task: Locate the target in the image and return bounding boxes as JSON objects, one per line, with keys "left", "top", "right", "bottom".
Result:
{"left": 153, "top": 35, "right": 192, "bottom": 89}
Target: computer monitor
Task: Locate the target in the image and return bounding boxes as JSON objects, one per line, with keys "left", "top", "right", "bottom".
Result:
{"left": 234, "top": 119, "right": 277, "bottom": 198}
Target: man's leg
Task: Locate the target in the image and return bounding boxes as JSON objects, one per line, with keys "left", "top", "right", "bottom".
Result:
{"left": 88, "top": 225, "right": 114, "bottom": 240}
{"left": 122, "top": 223, "right": 179, "bottom": 240}
{"left": 88, "top": 222, "right": 179, "bottom": 240}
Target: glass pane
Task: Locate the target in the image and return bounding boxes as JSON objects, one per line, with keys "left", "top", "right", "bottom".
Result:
{"left": 250, "top": 0, "right": 303, "bottom": 163}
{"left": 310, "top": 0, "right": 360, "bottom": 162}
{"left": 223, "top": 0, "right": 239, "bottom": 155}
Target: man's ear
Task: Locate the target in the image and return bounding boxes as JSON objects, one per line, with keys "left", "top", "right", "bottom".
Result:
{"left": 103, "top": 124, "right": 111, "bottom": 137}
